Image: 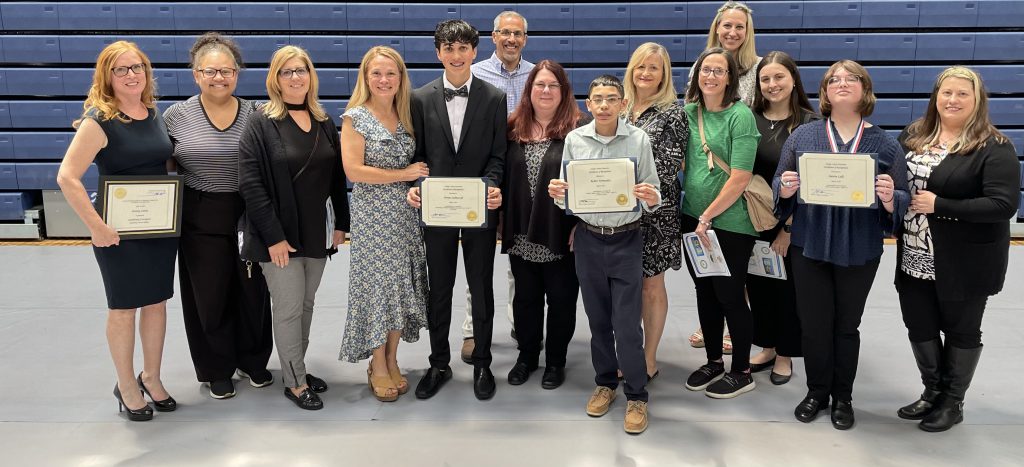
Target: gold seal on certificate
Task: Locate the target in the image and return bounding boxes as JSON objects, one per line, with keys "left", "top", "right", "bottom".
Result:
{"left": 96, "top": 175, "right": 184, "bottom": 239}
{"left": 563, "top": 157, "right": 638, "bottom": 215}
{"left": 797, "top": 152, "right": 878, "bottom": 208}
{"left": 419, "top": 177, "right": 488, "bottom": 228}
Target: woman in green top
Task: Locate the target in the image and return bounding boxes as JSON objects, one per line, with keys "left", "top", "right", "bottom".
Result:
{"left": 680, "top": 47, "right": 761, "bottom": 399}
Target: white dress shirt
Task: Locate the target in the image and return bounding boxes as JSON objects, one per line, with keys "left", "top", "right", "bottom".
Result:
{"left": 442, "top": 73, "right": 473, "bottom": 151}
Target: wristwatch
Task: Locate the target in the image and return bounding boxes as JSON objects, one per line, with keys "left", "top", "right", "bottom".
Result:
{"left": 782, "top": 224, "right": 792, "bottom": 233}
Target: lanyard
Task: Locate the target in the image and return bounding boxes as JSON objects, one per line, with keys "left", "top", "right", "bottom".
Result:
{"left": 825, "top": 118, "right": 865, "bottom": 153}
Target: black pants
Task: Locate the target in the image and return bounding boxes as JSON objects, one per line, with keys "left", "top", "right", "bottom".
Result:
{"left": 747, "top": 230, "right": 802, "bottom": 357}
{"left": 680, "top": 215, "right": 756, "bottom": 373}
{"left": 790, "top": 246, "right": 879, "bottom": 401}
{"left": 575, "top": 227, "right": 647, "bottom": 402}
{"left": 423, "top": 227, "right": 497, "bottom": 368}
{"left": 897, "top": 271, "right": 986, "bottom": 349}
{"left": 178, "top": 188, "right": 273, "bottom": 382}
{"left": 509, "top": 254, "right": 579, "bottom": 368}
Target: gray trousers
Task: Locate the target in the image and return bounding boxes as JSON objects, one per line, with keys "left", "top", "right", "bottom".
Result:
{"left": 260, "top": 257, "right": 327, "bottom": 388}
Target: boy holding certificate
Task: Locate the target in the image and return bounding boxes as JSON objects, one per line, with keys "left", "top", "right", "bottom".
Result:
{"left": 547, "top": 75, "right": 661, "bottom": 434}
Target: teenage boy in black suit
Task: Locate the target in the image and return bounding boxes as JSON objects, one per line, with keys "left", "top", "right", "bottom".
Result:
{"left": 406, "top": 19, "right": 507, "bottom": 400}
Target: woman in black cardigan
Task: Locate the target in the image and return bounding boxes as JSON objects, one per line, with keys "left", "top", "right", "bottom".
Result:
{"left": 501, "top": 60, "right": 589, "bottom": 390}
{"left": 896, "top": 66, "right": 1019, "bottom": 432}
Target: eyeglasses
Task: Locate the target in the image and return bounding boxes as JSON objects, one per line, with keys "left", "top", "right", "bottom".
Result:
{"left": 589, "top": 97, "right": 622, "bottom": 106}
{"left": 278, "top": 67, "right": 309, "bottom": 79}
{"left": 197, "top": 67, "right": 237, "bottom": 78}
{"left": 827, "top": 75, "right": 862, "bottom": 86}
{"left": 111, "top": 63, "right": 146, "bottom": 77}
{"left": 496, "top": 29, "right": 526, "bottom": 39}
{"left": 532, "top": 82, "right": 561, "bottom": 91}
{"left": 699, "top": 67, "right": 728, "bottom": 78}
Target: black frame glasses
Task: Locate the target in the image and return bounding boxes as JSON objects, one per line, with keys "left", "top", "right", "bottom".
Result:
{"left": 111, "top": 63, "right": 146, "bottom": 77}
{"left": 197, "top": 67, "right": 237, "bottom": 78}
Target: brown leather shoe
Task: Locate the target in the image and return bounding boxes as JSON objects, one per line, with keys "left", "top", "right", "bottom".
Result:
{"left": 586, "top": 386, "right": 617, "bottom": 417}
{"left": 460, "top": 338, "right": 475, "bottom": 365}
{"left": 624, "top": 400, "right": 649, "bottom": 434}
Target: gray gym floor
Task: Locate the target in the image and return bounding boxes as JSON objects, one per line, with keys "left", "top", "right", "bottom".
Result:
{"left": 1, "top": 244, "right": 1021, "bottom": 466}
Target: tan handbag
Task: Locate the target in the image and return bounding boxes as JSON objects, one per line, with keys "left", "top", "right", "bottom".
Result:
{"left": 698, "top": 106, "right": 779, "bottom": 232}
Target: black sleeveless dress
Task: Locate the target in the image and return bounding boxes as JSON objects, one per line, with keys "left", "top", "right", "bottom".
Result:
{"left": 90, "top": 108, "right": 178, "bottom": 309}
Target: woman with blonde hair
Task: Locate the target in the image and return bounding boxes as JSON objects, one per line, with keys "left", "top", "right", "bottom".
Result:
{"left": 895, "top": 66, "right": 1019, "bottom": 432}
{"left": 57, "top": 40, "right": 177, "bottom": 421}
{"left": 623, "top": 42, "right": 687, "bottom": 381}
{"left": 238, "top": 45, "right": 350, "bottom": 410}
{"left": 339, "top": 46, "right": 428, "bottom": 401}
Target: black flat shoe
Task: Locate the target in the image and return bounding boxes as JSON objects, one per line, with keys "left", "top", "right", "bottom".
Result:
{"left": 769, "top": 370, "right": 791, "bottom": 385}
{"left": 831, "top": 400, "right": 856, "bottom": 430}
{"left": 305, "top": 374, "right": 328, "bottom": 393}
{"left": 647, "top": 370, "right": 660, "bottom": 382}
{"left": 541, "top": 366, "right": 565, "bottom": 390}
{"left": 507, "top": 362, "right": 536, "bottom": 386}
{"left": 415, "top": 365, "right": 452, "bottom": 400}
{"left": 284, "top": 387, "right": 323, "bottom": 410}
{"left": 137, "top": 372, "right": 176, "bottom": 412}
{"left": 750, "top": 357, "right": 776, "bottom": 373}
{"left": 794, "top": 395, "right": 828, "bottom": 423}
{"left": 114, "top": 383, "right": 153, "bottom": 421}
{"left": 474, "top": 367, "right": 496, "bottom": 400}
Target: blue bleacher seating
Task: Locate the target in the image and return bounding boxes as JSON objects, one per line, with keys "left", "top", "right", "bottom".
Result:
{"left": 628, "top": 36, "right": 686, "bottom": 65}
{"left": 6, "top": 69, "right": 64, "bottom": 96}
{"left": 320, "top": 100, "right": 348, "bottom": 123}
{"left": 573, "top": 36, "right": 629, "bottom": 64}
{"left": 172, "top": 36, "right": 198, "bottom": 64}
{"left": 858, "top": 34, "right": 916, "bottom": 62}
{"left": 685, "top": 2, "right": 719, "bottom": 30}
{"left": 973, "top": 65, "right": 1024, "bottom": 95}
{"left": 866, "top": 67, "right": 915, "bottom": 94}
{"left": 59, "top": 36, "right": 114, "bottom": 64}
{"left": 290, "top": 3, "right": 348, "bottom": 32}
{"left": 1020, "top": 162, "right": 1023, "bottom": 189}
{"left": 871, "top": 99, "right": 913, "bottom": 127}
{"left": 11, "top": 132, "right": 71, "bottom": 160}
{"left": 59, "top": 3, "right": 117, "bottom": 30}
{"left": 860, "top": 0, "right": 919, "bottom": 27}
{"left": 9, "top": 102, "right": 68, "bottom": 128}
{"left": 910, "top": 98, "right": 928, "bottom": 122}
{"left": 1, "top": 2, "right": 59, "bottom": 30}
{"left": 16, "top": 162, "right": 96, "bottom": 190}
{"left": 153, "top": 70, "right": 179, "bottom": 97}
{"left": 232, "top": 3, "right": 289, "bottom": 31}
{"left": 1019, "top": 193, "right": 1023, "bottom": 219}
{"left": 318, "top": 69, "right": 349, "bottom": 97}
{"left": 0, "top": 70, "right": 6, "bottom": 95}
{"left": 290, "top": 36, "right": 348, "bottom": 64}
{"left": 234, "top": 68, "right": 267, "bottom": 97}
{"left": 803, "top": 1, "right": 861, "bottom": 29}
{"left": 64, "top": 101, "right": 83, "bottom": 122}
{"left": 1004, "top": 130, "right": 1024, "bottom": 156}
{"left": 571, "top": 69, "right": 626, "bottom": 98}
{"left": 476, "top": 39, "right": 496, "bottom": 60}
{"left": 988, "top": 99, "right": 1024, "bottom": 126}
{"left": 799, "top": 34, "right": 858, "bottom": 62}
{"left": 0, "top": 133, "right": 11, "bottom": 158}
{"left": 684, "top": 34, "right": 710, "bottom": 64}
{"left": 919, "top": 1, "right": 978, "bottom": 27}
{"left": 406, "top": 70, "right": 436, "bottom": 89}
{"left": 573, "top": 4, "right": 629, "bottom": 32}
{"left": 516, "top": 4, "right": 573, "bottom": 32}
{"left": 406, "top": 4, "right": 460, "bottom": 32}
{"left": 974, "top": 32, "right": 1024, "bottom": 61}
{"left": 757, "top": 34, "right": 801, "bottom": 62}
{"left": 174, "top": 4, "right": 232, "bottom": 31}
{"left": 0, "top": 163, "right": 16, "bottom": 189}
{"left": 0, "top": 102, "right": 11, "bottom": 128}
{"left": 0, "top": 192, "right": 36, "bottom": 220}
{"left": 402, "top": 36, "right": 440, "bottom": 65}
{"left": 629, "top": 2, "right": 688, "bottom": 31}
{"left": 978, "top": 0, "right": 1024, "bottom": 28}
{"left": 799, "top": 67, "right": 826, "bottom": 94}
{"left": 916, "top": 33, "right": 974, "bottom": 61}
{"left": 911, "top": 66, "right": 943, "bottom": 93}
{"left": 347, "top": 3, "right": 404, "bottom": 32}
{"left": 116, "top": 3, "right": 175, "bottom": 31}
{"left": 524, "top": 37, "right": 573, "bottom": 65}
{"left": 346, "top": 37, "right": 400, "bottom": 64}
{"left": 156, "top": 101, "right": 179, "bottom": 115}
{"left": 3, "top": 36, "right": 61, "bottom": 63}
{"left": 61, "top": 69, "right": 92, "bottom": 96}
{"left": 234, "top": 36, "right": 289, "bottom": 65}
{"left": 752, "top": 1, "right": 804, "bottom": 29}
{"left": 460, "top": 4, "right": 512, "bottom": 32}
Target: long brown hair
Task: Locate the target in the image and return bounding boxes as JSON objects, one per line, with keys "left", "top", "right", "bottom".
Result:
{"left": 903, "top": 66, "right": 1008, "bottom": 155}
{"left": 684, "top": 48, "right": 740, "bottom": 107}
{"left": 818, "top": 60, "right": 875, "bottom": 118}
{"left": 507, "top": 60, "right": 583, "bottom": 143}
{"left": 74, "top": 41, "right": 157, "bottom": 127}
{"left": 751, "top": 51, "right": 815, "bottom": 132}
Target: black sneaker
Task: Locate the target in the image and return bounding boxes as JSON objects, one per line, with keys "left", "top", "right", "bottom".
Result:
{"left": 208, "top": 379, "right": 236, "bottom": 399}
{"left": 705, "top": 371, "right": 756, "bottom": 399}
{"left": 237, "top": 369, "right": 273, "bottom": 388}
{"left": 685, "top": 361, "right": 725, "bottom": 391}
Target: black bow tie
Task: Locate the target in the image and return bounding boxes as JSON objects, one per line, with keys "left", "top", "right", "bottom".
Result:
{"left": 444, "top": 86, "right": 469, "bottom": 102}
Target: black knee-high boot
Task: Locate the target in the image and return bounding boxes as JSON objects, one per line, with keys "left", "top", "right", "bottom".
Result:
{"left": 898, "top": 339, "right": 943, "bottom": 420}
{"left": 920, "top": 344, "right": 983, "bottom": 432}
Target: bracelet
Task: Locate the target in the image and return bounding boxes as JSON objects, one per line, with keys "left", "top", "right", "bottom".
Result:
{"left": 881, "top": 196, "right": 894, "bottom": 204}
{"left": 698, "top": 216, "right": 713, "bottom": 227}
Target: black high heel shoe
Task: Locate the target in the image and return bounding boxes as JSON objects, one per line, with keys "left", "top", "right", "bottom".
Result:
{"left": 137, "top": 372, "right": 177, "bottom": 412}
{"left": 114, "top": 383, "right": 153, "bottom": 421}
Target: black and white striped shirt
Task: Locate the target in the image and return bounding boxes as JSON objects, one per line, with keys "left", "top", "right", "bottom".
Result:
{"left": 164, "top": 95, "right": 257, "bottom": 192}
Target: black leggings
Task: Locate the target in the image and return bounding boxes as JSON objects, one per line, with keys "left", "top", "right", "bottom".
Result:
{"left": 897, "top": 271, "right": 986, "bottom": 349}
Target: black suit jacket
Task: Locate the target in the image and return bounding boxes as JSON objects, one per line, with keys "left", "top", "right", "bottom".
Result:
{"left": 411, "top": 76, "right": 508, "bottom": 211}
{"left": 896, "top": 132, "right": 1020, "bottom": 301}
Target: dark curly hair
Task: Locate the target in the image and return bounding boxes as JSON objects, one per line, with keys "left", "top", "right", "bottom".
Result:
{"left": 189, "top": 32, "right": 244, "bottom": 70}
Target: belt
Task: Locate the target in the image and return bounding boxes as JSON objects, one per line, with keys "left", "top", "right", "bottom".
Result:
{"left": 580, "top": 220, "right": 640, "bottom": 236}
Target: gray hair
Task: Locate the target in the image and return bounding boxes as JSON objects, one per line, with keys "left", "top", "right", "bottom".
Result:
{"left": 493, "top": 10, "right": 528, "bottom": 33}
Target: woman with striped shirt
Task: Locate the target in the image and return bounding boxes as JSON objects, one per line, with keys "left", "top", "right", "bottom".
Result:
{"left": 164, "top": 33, "right": 273, "bottom": 400}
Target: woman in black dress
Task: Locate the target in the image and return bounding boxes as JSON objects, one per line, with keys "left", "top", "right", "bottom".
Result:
{"left": 57, "top": 41, "right": 178, "bottom": 421}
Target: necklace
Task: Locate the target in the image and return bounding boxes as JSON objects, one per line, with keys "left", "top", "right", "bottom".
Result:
{"left": 762, "top": 111, "right": 789, "bottom": 130}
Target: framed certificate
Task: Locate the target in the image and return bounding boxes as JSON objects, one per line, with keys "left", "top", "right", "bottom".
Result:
{"left": 563, "top": 157, "right": 639, "bottom": 215}
{"left": 419, "top": 177, "right": 489, "bottom": 228}
{"left": 797, "top": 152, "right": 878, "bottom": 208}
{"left": 96, "top": 175, "right": 184, "bottom": 239}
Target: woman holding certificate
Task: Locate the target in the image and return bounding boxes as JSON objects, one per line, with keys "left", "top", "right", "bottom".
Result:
{"left": 164, "top": 33, "right": 273, "bottom": 400}
{"left": 238, "top": 46, "right": 350, "bottom": 411}
{"left": 774, "top": 60, "right": 908, "bottom": 430}
{"left": 895, "top": 66, "right": 1019, "bottom": 432}
{"left": 57, "top": 41, "right": 178, "bottom": 421}
{"left": 339, "top": 46, "right": 428, "bottom": 402}
{"left": 680, "top": 48, "right": 760, "bottom": 399}
{"left": 623, "top": 43, "right": 687, "bottom": 381}
{"left": 501, "top": 60, "right": 588, "bottom": 389}
{"left": 746, "top": 51, "right": 818, "bottom": 385}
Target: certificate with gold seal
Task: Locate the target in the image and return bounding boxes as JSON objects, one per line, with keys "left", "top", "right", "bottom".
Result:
{"left": 563, "top": 157, "right": 639, "bottom": 215}
{"left": 419, "top": 177, "right": 488, "bottom": 228}
{"left": 96, "top": 175, "right": 184, "bottom": 239}
{"left": 797, "top": 152, "right": 877, "bottom": 208}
